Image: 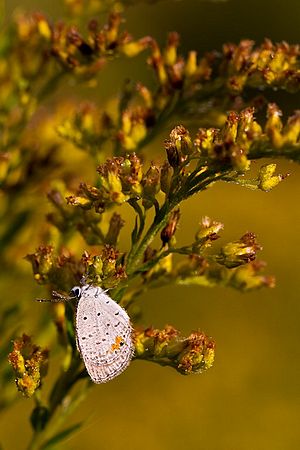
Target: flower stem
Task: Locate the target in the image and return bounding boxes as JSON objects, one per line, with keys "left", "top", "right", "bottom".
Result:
{"left": 126, "top": 200, "right": 171, "bottom": 275}
{"left": 27, "top": 355, "right": 86, "bottom": 450}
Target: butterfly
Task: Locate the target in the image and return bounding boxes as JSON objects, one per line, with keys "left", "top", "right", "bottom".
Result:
{"left": 38, "top": 284, "right": 134, "bottom": 383}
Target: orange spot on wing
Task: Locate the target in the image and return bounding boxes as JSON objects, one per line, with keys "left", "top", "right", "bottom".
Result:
{"left": 111, "top": 335, "right": 123, "bottom": 351}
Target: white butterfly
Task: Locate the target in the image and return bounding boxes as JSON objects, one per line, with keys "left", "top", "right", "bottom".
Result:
{"left": 73, "top": 285, "right": 134, "bottom": 383}
{"left": 38, "top": 284, "right": 134, "bottom": 383}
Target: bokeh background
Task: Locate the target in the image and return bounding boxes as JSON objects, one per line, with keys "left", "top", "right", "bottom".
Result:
{"left": 1, "top": 0, "right": 300, "bottom": 449}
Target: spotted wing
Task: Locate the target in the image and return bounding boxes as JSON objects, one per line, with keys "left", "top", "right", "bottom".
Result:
{"left": 76, "top": 286, "right": 134, "bottom": 383}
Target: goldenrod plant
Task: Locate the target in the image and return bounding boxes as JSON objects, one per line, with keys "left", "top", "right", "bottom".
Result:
{"left": 1, "top": 0, "right": 299, "bottom": 448}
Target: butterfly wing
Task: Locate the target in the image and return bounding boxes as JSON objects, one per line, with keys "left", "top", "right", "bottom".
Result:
{"left": 76, "top": 286, "right": 134, "bottom": 383}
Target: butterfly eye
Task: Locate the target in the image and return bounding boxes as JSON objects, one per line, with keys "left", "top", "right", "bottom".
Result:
{"left": 70, "top": 286, "right": 82, "bottom": 298}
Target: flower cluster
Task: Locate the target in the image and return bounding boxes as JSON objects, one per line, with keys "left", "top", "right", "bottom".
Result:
{"left": 82, "top": 246, "right": 127, "bottom": 288}
{"left": 57, "top": 103, "right": 114, "bottom": 155}
{"left": 134, "top": 325, "right": 215, "bottom": 375}
{"left": 195, "top": 105, "right": 300, "bottom": 170}
{"left": 34, "top": 12, "right": 144, "bottom": 75}
{"left": 35, "top": 15, "right": 300, "bottom": 93}
{"left": 174, "top": 254, "right": 275, "bottom": 292}
{"left": 8, "top": 334, "right": 49, "bottom": 398}
{"left": 114, "top": 39, "right": 300, "bottom": 154}
{"left": 216, "top": 232, "right": 261, "bottom": 268}
{"left": 25, "top": 245, "right": 83, "bottom": 290}
{"left": 25, "top": 244, "right": 127, "bottom": 290}
{"left": 124, "top": 219, "right": 274, "bottom": 302}
{"left": 23, "top": 12, "right": 300, "bottom": 156}
{"left": 65, "top": 105, "right": 299, "bottom": 222}
{"left": 221, "top": 39, "right": 300, "bottom": 93}
{"left": 67, "top": 153, "right": 144, "bottom": 210}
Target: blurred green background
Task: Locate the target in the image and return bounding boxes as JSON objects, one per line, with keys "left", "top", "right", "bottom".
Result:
{"left": 1, "top": 0, "right": 300, "bottom": 449}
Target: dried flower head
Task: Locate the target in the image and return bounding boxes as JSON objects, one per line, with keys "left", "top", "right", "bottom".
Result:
{"left": 134, "top": 325, "right": 215, "bottom": 374}
{"left": 8, "top": 334, "right": 49, "bottom": 398}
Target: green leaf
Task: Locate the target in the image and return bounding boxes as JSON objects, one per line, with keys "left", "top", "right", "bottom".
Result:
{"left": 0, "top": 305, "right": 19, "bottom": 335}
{"left": 0, "top": 211, "right": 31, "bottom": 253}
{"left": 131, "top": 216, "right": 139, "bottom": 245}
{"left": 40, "top": 422, "right": 83, "bottom": 450}
{"left": 65, "top": 303, "right": 76, "bottom": 349}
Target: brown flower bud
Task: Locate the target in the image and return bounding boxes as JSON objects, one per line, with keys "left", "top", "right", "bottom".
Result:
{"left": 195, "top": 216, "right": 224, "bottom": 247}
{"left": 165, "top": 138, "right": 180, "bottom": 168}
{"left": 217, "top": 232, "right": 262, "bottom": 268}
{"left": 142, "top": 163, "right": 160, "bottom": 200}
{"left": 160, "top": 209, "right": 180, "bottom": 246}
{"left": 160, "top": 161, "right": 173, "bottom": 194}
{"left": 164, "top": 32, "right": 180, "bottom": 66}
{"left": 105, "top": 213, "right": 125, "bottom": 246}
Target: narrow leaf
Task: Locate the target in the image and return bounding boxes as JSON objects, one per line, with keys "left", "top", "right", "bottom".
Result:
{"left": 131, "top": 216, "right": 139, "bottom": 245}
{"left": 40, "top": 422, "right": 83, "bottom": 450}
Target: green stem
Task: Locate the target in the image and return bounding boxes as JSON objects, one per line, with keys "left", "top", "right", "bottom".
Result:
{"left": 126, "top": 200, "right": 171, "bottom": 275}
{"left": 27, "top": 355, "right": 86, "bottom": 450}
{"left": 37, "top": 71, "right": 66, "bottom": 102}
{"left": 128, "top": 199, "right": 145, "bottom": 243}
{"left": 248, "top": 144, "right": 300, "bottom": 163}
{"left": 126, "top": 167, "right": 229, "bottom": 277}
{"left": 131, "top": 245, "right": 195, "bottom": 276}
{"left": 187, "top": 172, "right": 229, "bottom": 198}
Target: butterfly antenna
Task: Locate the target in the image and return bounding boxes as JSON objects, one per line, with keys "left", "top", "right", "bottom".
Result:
{"left": 36, "top": 290, "right": 76, "bottom": 303}
{"left": 80, "top": 275, "right": 88, "bottom": 285}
